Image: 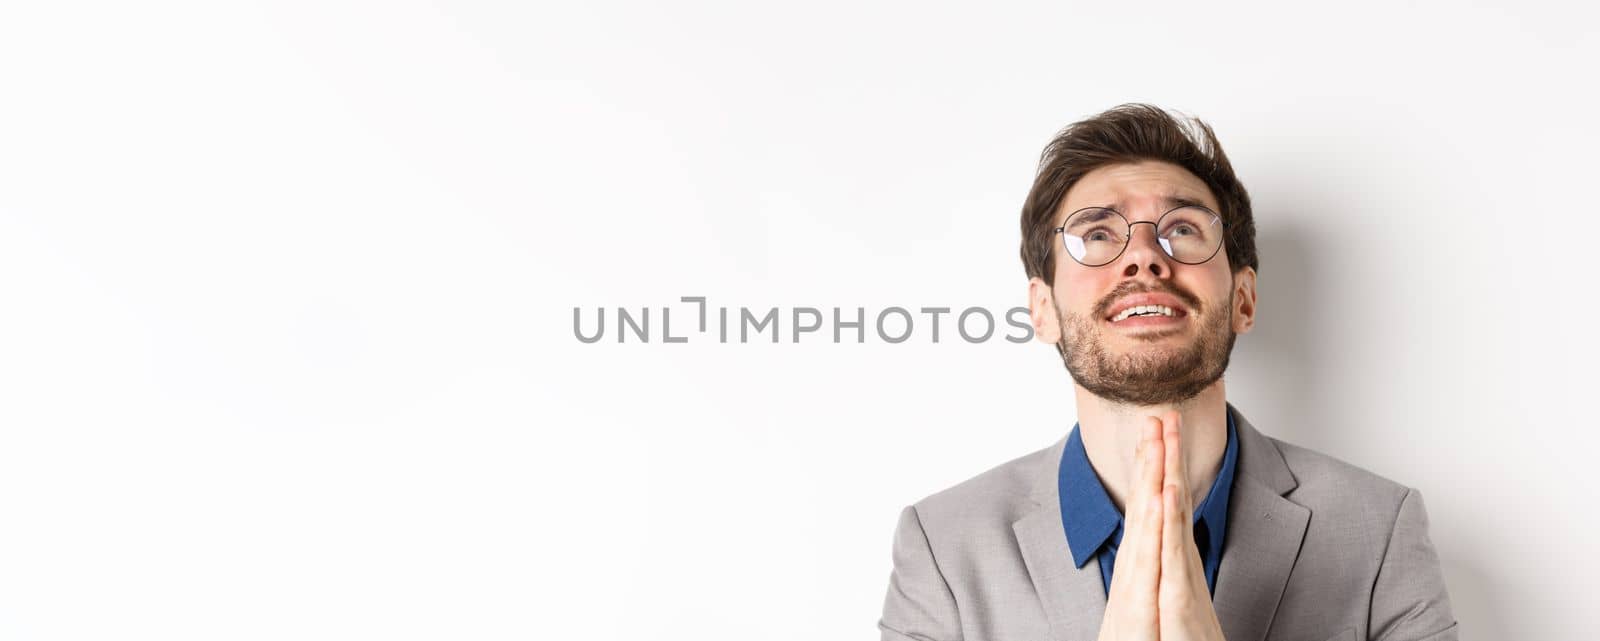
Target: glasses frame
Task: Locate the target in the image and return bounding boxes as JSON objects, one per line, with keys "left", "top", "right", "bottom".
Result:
{"left": 1051, "top": 204, "right": 1227, "bottom": 267}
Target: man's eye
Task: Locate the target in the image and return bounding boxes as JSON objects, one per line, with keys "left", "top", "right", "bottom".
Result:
{"left": 1167, "top": 224, "right": 1197, "bottom": 237}
{"left": 1085, "top": 229, "right": 1116, "bottom": 242}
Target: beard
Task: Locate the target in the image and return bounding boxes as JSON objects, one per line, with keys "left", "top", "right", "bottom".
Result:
{"left": 1055, "top": 284, "right": 1237, "bottom": 406}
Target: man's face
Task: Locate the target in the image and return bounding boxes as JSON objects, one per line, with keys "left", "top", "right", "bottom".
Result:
{"left": 1028, "top": 161, "right": 1257, "bottom": 406}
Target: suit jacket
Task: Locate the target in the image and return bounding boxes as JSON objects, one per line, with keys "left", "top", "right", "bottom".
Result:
{"left": 879, "top": 403, "right": 1458, "bottom": 641}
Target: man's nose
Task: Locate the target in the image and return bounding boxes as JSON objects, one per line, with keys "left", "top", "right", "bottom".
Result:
{"left": 1117, "top": 221, "right": 1175, "bottom": 278}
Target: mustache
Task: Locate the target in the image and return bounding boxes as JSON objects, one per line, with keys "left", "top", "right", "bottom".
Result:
{"left": 1094, "top": 281, "right": 1203, "bottom": 319}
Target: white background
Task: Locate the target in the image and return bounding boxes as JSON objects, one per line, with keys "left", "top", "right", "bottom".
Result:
{"left": 1, "top": 1, "right": 1595, "bottom": 639}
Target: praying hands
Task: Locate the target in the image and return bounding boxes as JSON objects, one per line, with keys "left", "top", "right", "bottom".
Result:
{"left": 1097, "top": 412, "right": 1228, "bottom": 641}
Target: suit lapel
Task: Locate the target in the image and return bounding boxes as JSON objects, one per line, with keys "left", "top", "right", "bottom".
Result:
{"left": 1013, "top": 435, "right": 1106, "bottom": 641}
{"left": 1014, "top": 501, "right": 1107, "bottom": 641}
{"left": 1213, "top": 405, "right": 1311, "bottom": 641}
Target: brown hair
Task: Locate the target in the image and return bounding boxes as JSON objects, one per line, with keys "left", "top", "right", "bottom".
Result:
{"left": 1019, "top": 103, "right": 1257, "bottom": 285}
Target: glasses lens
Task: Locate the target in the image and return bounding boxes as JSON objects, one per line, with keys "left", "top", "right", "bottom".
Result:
{"left": 1061, "top": 208, "right": 1127, "bottom": 266}
{"left": 1157, "top": 206, "right": 1224, "bottom": 264}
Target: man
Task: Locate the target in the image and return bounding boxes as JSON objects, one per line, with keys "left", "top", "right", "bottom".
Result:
{"left": 878, "top": 104, "right": 1458, "bottom": 641}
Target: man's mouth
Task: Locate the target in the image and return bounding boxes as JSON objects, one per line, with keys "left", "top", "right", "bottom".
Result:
{"left": 1110, "top": 305, "right": 1178, "bottom": 322}
{"left": 1103, "top": 289, "right": 1192, "bottom": 326}
{"left": 1106, "top": 306, "right": 1187, "bottom": 328}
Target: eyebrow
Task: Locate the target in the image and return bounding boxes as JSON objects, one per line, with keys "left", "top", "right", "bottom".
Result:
{"left": 1070, "top": 208, "right": 1118, "bottom": 225}
{"left": 1094, "top": 194, "right": 1209, "bottom": 211}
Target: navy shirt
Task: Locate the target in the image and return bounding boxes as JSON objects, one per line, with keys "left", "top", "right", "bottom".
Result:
{"left": 1057, "top": 410, "right": 1240, "bottom": 596}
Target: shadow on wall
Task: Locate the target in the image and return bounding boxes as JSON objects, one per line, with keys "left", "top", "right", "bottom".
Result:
{"left": 1227, "top": 223, "right": 1323, "bottom": 448}
{"left": 1228, "top": 222, "right": 1506, "bottom": 640}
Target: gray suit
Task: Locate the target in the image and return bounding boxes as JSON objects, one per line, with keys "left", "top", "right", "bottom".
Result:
{"left": 879, "top": 403, "right": 1458, "bottom": 641}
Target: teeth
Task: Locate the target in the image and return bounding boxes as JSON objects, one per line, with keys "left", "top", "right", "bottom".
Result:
{"left": 1112, "top": 305, "right": 1176, "bottom": 322}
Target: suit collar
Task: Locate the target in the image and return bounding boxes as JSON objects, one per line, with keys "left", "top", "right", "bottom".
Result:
{"left": 1013, "top": 402, "right": 1309, "bottom": 641}
{"left": 1057, "top": 424, "right": 1125, "bottom": 569}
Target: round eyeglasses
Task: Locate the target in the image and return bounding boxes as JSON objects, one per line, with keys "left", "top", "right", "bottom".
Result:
{"left": 1052, "top": 205, "right": 1226, "bottom": 267}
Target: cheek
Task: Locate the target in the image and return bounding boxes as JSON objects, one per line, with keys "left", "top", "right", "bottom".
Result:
{"left": 1055, "top": 272, "right": 1112, "bottom": 318}
{"left": 1190, "top": 274, "right": 1234, "bottom": 314}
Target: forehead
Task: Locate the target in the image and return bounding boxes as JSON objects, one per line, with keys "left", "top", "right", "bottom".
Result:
{"left": 1057, "top": 161, "right": 1219, "bottom": 221}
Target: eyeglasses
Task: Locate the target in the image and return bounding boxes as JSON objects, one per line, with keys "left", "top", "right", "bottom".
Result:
{"left": 1052, "top": 205, "right": 1226, "bottom": 267}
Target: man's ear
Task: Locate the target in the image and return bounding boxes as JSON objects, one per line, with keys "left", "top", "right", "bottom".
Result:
{"left": 1028, "top": 276, "right": 1062, "bottom": 344}
{"left": 1231, "top": 267, "right": 1258, "bottom": 334}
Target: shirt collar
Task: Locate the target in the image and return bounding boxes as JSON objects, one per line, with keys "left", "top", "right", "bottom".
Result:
{"left": 1058, "top": 408, "right": 1240, "bottom": 569}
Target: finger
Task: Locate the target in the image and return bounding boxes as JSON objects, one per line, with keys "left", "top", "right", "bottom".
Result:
{"left": 1161, "top": 483, "right": 1190, "bottom": 581}
{"left": 1142, "top": 416, "right": 1165, "bottom": 504}
{"left": 1132, "top": 418, "right": 1165, "bottom": 594}
{"left": 1163, "top": 412, "right": 1198, "bottom": 579}
{"left": 1124, "top": 419, "right": 1161, "bottom": 536}
{"left": 1163, "top": 410, "right": 1191, "bottom": 514}
{"left": 1131, "top": 437, "right": 1146, "bottom": 515}
{"left": 1131, "top": 418, "right": 1164, "bottom": 552}
{"left": 1172, "top": 411, "right": 1190, "bottom": 498}
{"left": 1109, "top": 428, "right": 1154, "bottom": 599}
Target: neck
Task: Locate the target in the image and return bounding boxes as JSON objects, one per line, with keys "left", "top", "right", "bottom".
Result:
{"left": 1073, "top": 380, "right": 1230, "bottom": 514}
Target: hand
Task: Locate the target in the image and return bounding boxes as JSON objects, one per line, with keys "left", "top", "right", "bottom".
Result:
{"left": 1156, "top": 411, "right": 1227, "bottom": 641}
{"left": 1095, "top": 418, "right": 1165, "bottom": 641}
